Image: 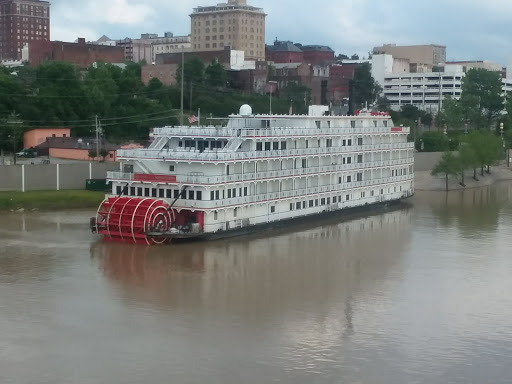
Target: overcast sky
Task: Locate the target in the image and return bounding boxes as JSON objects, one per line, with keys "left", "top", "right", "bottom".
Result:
{"left": 51, "top": 0, "right": 512, "bottom": 66}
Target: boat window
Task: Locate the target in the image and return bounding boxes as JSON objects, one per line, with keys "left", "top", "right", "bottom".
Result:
{"left": 296, "top": 202, "right": 301, "bottom": 210}
{"left": 351, "top": 120, "right": 356, "bottom": 128}
{"left": 373, "top": 120, "right": 378, "bottom": 127}
{"left": 327, "top": 198, "right": 330, "bottom": 204}
{"left": 214, "top": 211, "right": 218, "bottom": 220}
{"left": 315, "top": 120, "right": 320, "bottom": 128}
{"left": 357, "top": 137, "right": 363, "bottom": 146}
{"left": 327, "top": 121, "right": 331, "bottom": 128}
{"left": 174, "top": 190, "right": 179, "bottom": 199}
{"left": 383, "top": 120, "right": 388, "bottom": 127}
{"left": 273, "top": 142, "right": 279, "bottom": 150}
{"left": 270, "top": 206, "right": 275, "bottom": 213}
{"left": 234, "top": 208, "right": 238, "bottom": 217}
{"left": 178, "top": 141, "right": 183, "bottom": 147}
{"left": 261, "top": 120, "right": 270, "bottom": 128}
{"left": 137, "top": 187, "right": 143, "bottom": 196}
{"left": 211, "top": 191, "right": 215, "bottom": 200}
{"left": 256, "top": 142, "right": 262, "bottom": 151}
{"left": 152, "top": 188, "right": 157, "bottom": 197}
{"left": 159, "top": 189, "right": 165, "bottom": 198}
{"left": 281, "top": 141, "right": 287, "bottom": 150}
{"left": 265, "top": 142, "right": 271, "bottom": 151}
{"left": 347, "top": 175, "right": 352, "bottom": 182}
{"left": 357, "top": 155, "right": 363, "bottom": 163}
{"left": 189, "top": 190, "right": 195, "bottom": 200}
{"left": 169, "top": 165, "right": 175, "bottom": 172}
{"left": 348, "top": 139, "right": 352, "bottom": 146}
{"left": 116, "top": 186, "right": 122, "bottom": 195}
{"left": 315, "top": 199, "right": 319, "bottom": 206}
{"left": 321, "top": 198, "right": 325, "bottom": 205}
{"left": 309, "top": 200, "right": 314, "bottom": 207}
{"left": 357, "top": 173, "right": 363, "bottom": 181}
{"left": 130, "top": 187, "right": 135, "bottom": 196}
{"left": 342, "top": 139, "right": 346, "bottom": 146}
{"left": 333, "top": 196, "right": 337, "bottom": 203}
{"left": 228, "top": 189, "right": 232, "bottom": 198}
{"left": 346, "top": 194, "right": 350, "bottom": 201}
{"left": 289, "top": 203, "right": 293, "bottom": 211}
{"left": 216, "top": 191, "right": 220, "bottom": 200}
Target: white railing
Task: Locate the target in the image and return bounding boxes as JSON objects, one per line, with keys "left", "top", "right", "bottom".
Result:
{"left": 152, "top": 125, "right": 410, "bottom": 139}
{"left": 117, "top": 143, "right": 414, "bottom": 162}
{"left": 108, "top": 158, "right": 414, "bottom": 185}
{"left": 168, "top": 175, "right": 414, "bottom": 210}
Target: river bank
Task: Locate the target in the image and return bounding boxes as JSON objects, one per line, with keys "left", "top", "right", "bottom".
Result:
{"left": 0, "top": 190, "right": 105, "bottom": 212}
{"left": 415, "top": 165, "right": 512, "bottom": 191}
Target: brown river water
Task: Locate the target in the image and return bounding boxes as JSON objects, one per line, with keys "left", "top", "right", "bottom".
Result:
{"left": 1, "top": 183, "right": 512, "bottom": 384}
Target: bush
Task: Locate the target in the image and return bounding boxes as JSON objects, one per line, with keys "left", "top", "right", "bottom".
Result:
{"left": 419, "top": 131, "right": 450, "bottom": 152}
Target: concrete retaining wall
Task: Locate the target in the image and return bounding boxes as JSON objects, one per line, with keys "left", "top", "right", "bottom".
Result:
{"left": 0, "top": 162, "right": 119, "bottom": 192}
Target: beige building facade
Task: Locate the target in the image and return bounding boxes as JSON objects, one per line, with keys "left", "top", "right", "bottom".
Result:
{"left": 190, "top": 0, "right": 266, "bottom": 61}
{"left": 373, "top": 44, "right": 446, "bottom": 71}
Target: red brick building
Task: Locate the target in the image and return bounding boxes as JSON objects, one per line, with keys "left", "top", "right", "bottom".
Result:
{"left": 28, "top": 38, "right": 125, "bottom": 67}
{"left": 266, "top": 41, "right": 304, "bottom": 63}
{"left": 0, "top": 0, "right": 50, "bottom": 60}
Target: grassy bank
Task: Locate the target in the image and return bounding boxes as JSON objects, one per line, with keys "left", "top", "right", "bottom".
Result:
{"left": 0, "top": 190, "right": 105, "bottom": 211}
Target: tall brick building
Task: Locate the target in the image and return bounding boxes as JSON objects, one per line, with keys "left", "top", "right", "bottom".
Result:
{"left": 0, "top": 0, "right": 50, "bottom": 60}
{"left": 190, "top": 0, "right": 266, "bottom": 61}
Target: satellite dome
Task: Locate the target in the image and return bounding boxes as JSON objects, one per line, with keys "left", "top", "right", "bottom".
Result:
{"left": 239, "top": 104, "right": 252, "bottom": 116}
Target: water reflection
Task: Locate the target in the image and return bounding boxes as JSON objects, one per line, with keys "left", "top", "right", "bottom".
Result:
{"left": 91, "top": 207, "right": 413, "bottom": 324}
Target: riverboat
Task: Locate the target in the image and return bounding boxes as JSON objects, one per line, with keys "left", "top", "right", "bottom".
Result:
{"left": 90, "top": 104, "right": 415, "bottom": 244}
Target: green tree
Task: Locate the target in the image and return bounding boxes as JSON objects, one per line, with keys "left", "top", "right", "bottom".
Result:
{"left": 457, "top": 142, "right": 478, "bottom": 185}
{"left": 352, "top": 62, "right": 381, "bottom": 108}
{"left": 351, "top": 54, "right": 359, "bottom": 60}
{"left": 468, "top": 131, "right": 502, "bottom": 176}
{"left": 205, "top": 60, "right": 227, "bottom": 88}
{"left": 438, "top": 96, "right": 464, "bottom": 130}
{"left": 176, "top": 57, "right": 205, "bottom": 88}
{"left": 420, "top": 131, "right": 450, "bottom": 152}
{"left": 431, "top": 151, "right": 459, "bottom": 192}
{"left": 460, "top": 68, "right": 504, "bottom": 129}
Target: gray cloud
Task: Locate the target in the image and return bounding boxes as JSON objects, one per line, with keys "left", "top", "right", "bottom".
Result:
{"left": 50, "top": 0, "right": 512, "bottom": 65}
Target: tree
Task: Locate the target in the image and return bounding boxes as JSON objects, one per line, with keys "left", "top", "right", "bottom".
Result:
{"left": 352, "top": 62, "right": 381, "bottom": 108}
{"left": 459, "top": 68, "right": 504, "bottom": 129}
{"left": 88, "top": 149, "right": 97, "bottom": 159}
{"left": 419, "top": 131, "right": 450, "bottom": 152}
{"left": 205, "top": 60, "right": 227, "bottom": 88}
{"left": 351, "top": 54, "right": 359, "bottom": 60}
{"left": 335, "top": 53, "right": 349, "bottom": 61}
{"left": 468, "top": 131, "right": 502, "bottom": 176}
{"left": 176, "top": 57, "right": 205, "bottom": 88}
{"left": 457, "top": 143, "right": 478, "bottom": 185}
{"left": 438, "top": 96, "right": 464, "bottom": 130}
{"left": 431, "top": 151, "right": 459, "bottom": 191}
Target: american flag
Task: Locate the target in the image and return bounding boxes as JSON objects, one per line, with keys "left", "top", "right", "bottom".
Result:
{"left": 188, "top": 115, "right": 198, "bottom": 124}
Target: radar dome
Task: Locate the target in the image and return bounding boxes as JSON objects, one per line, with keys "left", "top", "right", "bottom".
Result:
{"left": 239, "top": 104, "right": 252, "bottom": 116}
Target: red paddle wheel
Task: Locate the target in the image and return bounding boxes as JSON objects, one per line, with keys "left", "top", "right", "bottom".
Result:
{"left": 95, "top": 197, "right": 175, "bottom": 245}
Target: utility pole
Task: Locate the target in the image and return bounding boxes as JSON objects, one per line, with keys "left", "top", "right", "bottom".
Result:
{"left": 180, "top": 48, "right": 185, "bottom": 126}
{"left": 190, "top": 82, "right": 193, "bottom": 113}
{"left": 95, "top": 115, "right": 99, "bottom": 162}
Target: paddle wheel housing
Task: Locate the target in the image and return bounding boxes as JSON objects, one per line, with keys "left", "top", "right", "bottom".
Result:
{"left": 95, "top": 197, "right": 174, "bottom": 245}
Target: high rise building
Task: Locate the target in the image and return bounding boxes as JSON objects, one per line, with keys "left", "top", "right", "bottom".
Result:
{"left": 190, "top": 0, "right": 266, "bottom": 61}
{"left": 372, "top": 44, "right": 446, "bottom": 72}
{"left": 0, "top": 0, "right": 50, "bottom": 60}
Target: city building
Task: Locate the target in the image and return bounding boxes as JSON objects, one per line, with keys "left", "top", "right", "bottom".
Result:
{"left": 372, "top": 44, "right": 446, "bottom": 72}
{"left": 24, "top": 127, "right": 70, "bottom": 149}
{"left": 372, "top": 54, "right": 512, "bottom": 113}
{"left": 0, "top": 0, "right": 50, "bottom": 60}
{"left": 266, "top": 40, "right": 335, "bottom": 64}
{"left": 144, "top": 46, "right": 264, "bottom": 92}
{"left": 27, "top": 37, "right": 125, "bottom": 67}
{"left": 190, "top": 0, "right": 266, "bottom": 61}
{"left": 114, "top": 33, "right": 191, "bottom": 63}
